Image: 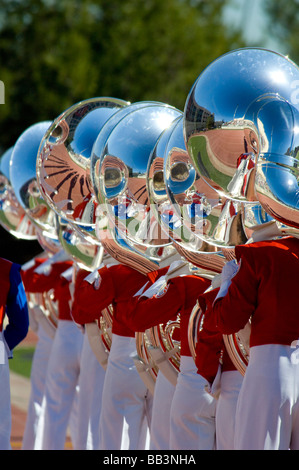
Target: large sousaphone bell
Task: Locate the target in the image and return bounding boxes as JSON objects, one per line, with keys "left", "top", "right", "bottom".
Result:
{"left": 0, "top": 146, "right": 37, "bottom": 239}
{"left": 92, "top": 101, "right": 183, "bottom": 273}
{"left": 10, "top": 121, "right": 58, "bottom": 237}
{"left": 184, "top": 48, "right": 299, "bottom": 374}
{"left": 184, "top": 47, "right": 299, "bottom": 226}
{"left": 148, "top": 114, "right": 227, "bottom": 272}
{"left": 36, "top": 97, "right": 130, "bottom": 234}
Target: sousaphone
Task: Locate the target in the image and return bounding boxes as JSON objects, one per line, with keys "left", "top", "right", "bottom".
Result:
{"left": 91, "top": 101, "right": 183, "bottom": 391}
{"left": 184, "top": 47, "right": 299, "bottom": 374}
{"left": 10, "top": 121, "right": 57, "bottom": 236}
{"left": 8, "top": 121, "right": 66, "bottom": 335}
{"left": 146, "top": 114, "right": 226, "bottom": 385}
{"left": 35, "top": 97, "right": 132, "bottom": 369}
{"left": 0, "top": 146, "right": 37, "bottom": 239}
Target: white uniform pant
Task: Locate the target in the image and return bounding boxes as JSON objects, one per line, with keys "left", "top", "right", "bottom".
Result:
{"left": 215, "top": 370, "right": 243, "bottom": 450}
{"left": 150, "top": 370, "right": 175, "bottom": 450}
{"left": 235, "top": 344, "right": 299, "bottom": 450}
{"left": 0, "top": 332, "right": 11, "bottom": 450}
{"left": 98, "top": 334, "right": 153, "bottom": 450}
{"left": 76, "top": 332, "right": 105, "bottom": 450}
{"left": 22, "top": 324, "right": 53, "bottom": 450}
{"left": 169, "top": 356, "right": 217, "bottom": 450}
{"left": 34, "top": 320, "right": 83, "bottom": 450}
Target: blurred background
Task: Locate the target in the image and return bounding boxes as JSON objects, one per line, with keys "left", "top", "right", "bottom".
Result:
{"left": 0, "top": 0, "right": 296, "bottom": 264}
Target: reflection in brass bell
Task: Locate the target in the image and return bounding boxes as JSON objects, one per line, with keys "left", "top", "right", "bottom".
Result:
{"left": 170, "top": 162, "right": 190, "bottom": 182}
{"left": 152, "top": 170, "right": 165, "bottom": 192}
{"left": 104, "top": 167, "right": 123, "bottom": 188}
{"left": 57, "top": 216, "right": 103, "bottom": 271}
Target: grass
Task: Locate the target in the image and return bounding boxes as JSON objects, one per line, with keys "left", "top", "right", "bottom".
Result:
{"left": 9, "top": 346, "right": 35, "bottom": 379}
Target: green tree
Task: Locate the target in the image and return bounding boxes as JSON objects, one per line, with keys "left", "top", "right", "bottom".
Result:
{"left": 0, "top": 0, "right": 244, "bottom": 151}
{"left": 264, "top": 0, "right": 299, "bottom": 62}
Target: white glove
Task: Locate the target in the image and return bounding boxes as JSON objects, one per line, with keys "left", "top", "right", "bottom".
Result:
{"left": 215, "top": 259, "right": 239, "bottom": 301}
{"left": 221, "top": 259, "right": 239, "bottom": 282}
{"left": 165, "top": 260, "right": 190, "bottom": 281}
{"left": 134, "top": 281, "right": 150, "bottom": 297}
{"left": 211, "top": 273, "right": 222, "bottom": 289}
{"left": 138, "top": 260, "right": 189, "bottom": 299}
{"left": 140, "top": 276, "right": 168, "bottom": 299}
{"left": 34, "top": 250, "right": 69, "bottom": 275}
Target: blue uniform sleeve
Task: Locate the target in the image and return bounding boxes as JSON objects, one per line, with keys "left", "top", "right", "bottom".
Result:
{"left": 4, "top": 263, "right": 29, "bottom": 353}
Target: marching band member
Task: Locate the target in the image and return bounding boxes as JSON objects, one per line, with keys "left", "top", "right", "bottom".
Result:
{"left": 135, "top": 265, "right": 179, "bottom": 451}
{"left": 127, "top": 261, "right": 216, "bottom": 450}
{"left": 195, "top": 286, "right": 243, "bottom": 450}
{"left": 75, "top": 331, "right": 106, "bottom": 450}
{"left": 21, "top": 255, "right": 55, "bottom": 450}
{"left": 215, "top": 348, "right": 243, "bottom": 450}
{"left": 72, "top": 263, "right": 158, "bottom": 451}
{"left": 149, "top": 369, "right": 176, "bottom": 450}
{"left": 213, "top": 236, "right": 299, "bottom": 450}
{"left": 22, "top": 256, "right": 83, "bottom": 450}
{"left": 133, "top": 265, "right": 174, "bottom": 451}
{"left": 0, "top": 257, "right": 29, "bottom": 450}
{"left": 35, "top": 263, "right": 83, "bottom": 450}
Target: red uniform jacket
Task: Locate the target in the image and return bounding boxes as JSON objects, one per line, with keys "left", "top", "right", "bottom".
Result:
{"left": 21, "top": 260, "right": 73, "bottom": 321}
{"left": 72, "top": 264, "right": 153, "bottom": 338}
{"left": 125, "top": 274, "right": 210, "bottom": 357}
{"left": 195, "top": 288, "right": 236, "bottom": 384}
{"left": 213, "top": 237, "right": 299, "bottom": 348}
{"left": 21, "top": 257, "right": 47, "bottom": 291}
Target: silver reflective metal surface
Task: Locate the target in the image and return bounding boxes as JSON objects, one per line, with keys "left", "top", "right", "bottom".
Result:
{"left": 0, "top": 146, "right": 37, "bottom": 239}
{"left": 57, "top": 217, "right": 104, "bottom": 271}
{"left": 184, "top": 48, "right": 299, "bottom": 230}
{"left": 35, "top": 227, "right": 61, "bottom": 255}
{"left": 95, "top": 102, "right": 182, "bottom": 248}
{"left": 9, "top": 121, "right": 58, "bottom": 236}
{"left": 37, "top": 97, "right": 129, "bottom": 227}
{"left": 91, "top": 102, "right": 184, "bottom": 274}
{"left": 153, "top": 117, "right": 226, "bottom": 251}
{"left": 95, "top": 206, "right": 177, "bottom": 275}
{"left": 91, "top": 101, "right": 166, "bottom": 205}
{"left": 242, "top": 202, "right": 274, "bottom": 240}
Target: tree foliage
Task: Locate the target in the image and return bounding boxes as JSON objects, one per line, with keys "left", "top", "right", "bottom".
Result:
{"left": 0, "top": 0, "right": 244, "bottom": 151}
{"left": 264, "top": 0, "right": 299, "bottom": 63}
